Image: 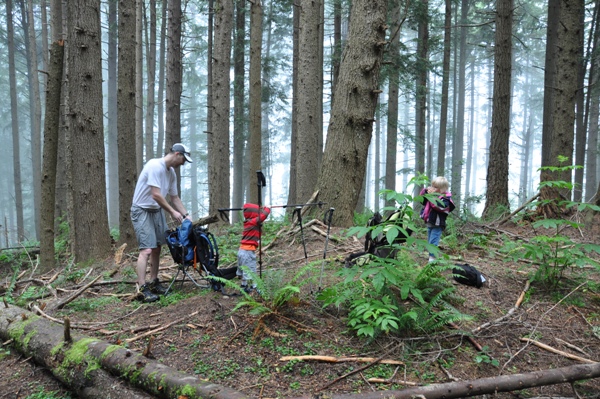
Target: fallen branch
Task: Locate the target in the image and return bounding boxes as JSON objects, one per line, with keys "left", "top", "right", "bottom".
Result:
{"left": 498, "top": 193, "right": 539, "bottom": 225}
{"left": 288, "top": 362, "right": 600, "bottom": 399}
{"left": 125, "top": 310, "right": 200, "bottom": 343}
{"left": 279, "top": 355, "right": 404, "bottom": 365}
{"left": 472, "top": 279, "right": 530, "bottom": 334}
{"left": 316, "top": 347, "right": 402, "bottom": 392}
{"left": 520, "top": 338, "right": 596, "bottom": 364}
{"left": 52, "top": 274, "right": 102, "bottom": 310}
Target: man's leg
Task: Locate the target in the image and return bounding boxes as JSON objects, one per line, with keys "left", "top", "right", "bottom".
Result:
{"left": 137, "top": 248, "right": 153, "bottom": 286}
{"left": 148, "top": 247, "right": 162, "bottom": 281}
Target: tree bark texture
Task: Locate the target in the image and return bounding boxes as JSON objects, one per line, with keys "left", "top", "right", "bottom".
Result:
{"left": 7, "top": 0, "right": 25, "bottom": 242}
{"left": 296, "top": 0, "right": 323, "bottom": 204}
{"left": 539, "top": 0, "right": 583, "bottom": 215}
{"left": 248, "top": 0, "right": 263, "bottom": 203}
{"left": 437, "top": 0, "right": 451, "bottom": 177}
{"left": 289, "top": 362, "right": 600, "bottom": 399}
{"left": 67, "top": 0, "right": 112, "bottom": 263}
{"left": 118, "top": 0, "right": 139, "bottom": 249}
{"left": 414, "top": 0, "right": 428, "bottom": 201}
{"left": 450, "top": 0, "right": 468, "bottom": 210}
{"left": 40, "top": 38, "right": 64, "bottom": 271}
{"left": 0, "top": 304, "right": 249, "bottom": 399}
{"left": 107, "top": 0, "right": 119, "bottom": 229}
{"left": 385, "top": 0, "right": 401, "bottom": 205}
{"left": 548, "top": 0, "right": 582, "bottom": 184}
{"left": 232, "top": 0, "right": 246, "bottom": 223}
{"left": 165, "top": 0, "right": 182, "bottom": 149}
{"left": 209, "top": 0, "right": 233, "bottom": 214}
{"left": 482, "top": 0, "right": 513, "bottom": 218}
{"left": 316, "top": 0, "right": 387, "bottom": 227}
{"left": 25, "top": 0, "right": 43, "bottom": 240}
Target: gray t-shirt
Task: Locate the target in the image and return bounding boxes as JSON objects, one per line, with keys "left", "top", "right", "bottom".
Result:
{"left": 132, "top": 158, "right": 178, "bottom": 209}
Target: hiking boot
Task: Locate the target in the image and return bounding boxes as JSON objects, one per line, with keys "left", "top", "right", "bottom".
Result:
{"left": 140, "top": 284, "right": 159, "bottom": 303}
{"left": 149, "top": 278, "right": 168, "bottom": 295}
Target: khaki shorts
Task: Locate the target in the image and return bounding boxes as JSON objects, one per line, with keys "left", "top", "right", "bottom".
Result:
{"left": 131, "top": 206, "right": 168, "bottom": 249}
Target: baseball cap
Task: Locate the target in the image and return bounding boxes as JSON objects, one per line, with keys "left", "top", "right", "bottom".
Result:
{"left": 171, "top": 143, "right": 193, "bottom": 163}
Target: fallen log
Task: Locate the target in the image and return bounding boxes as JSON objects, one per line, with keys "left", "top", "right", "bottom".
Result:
{"left": 0, "top": 304, "right": 249, "bottom": 399}
{"left": 288, "top": 362, "right": 600, "bottom": 399}
{"left": 280, "top": 355, "right": 404, "bottom": 365}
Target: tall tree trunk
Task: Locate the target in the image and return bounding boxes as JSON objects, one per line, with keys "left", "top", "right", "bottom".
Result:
{"left": 437, "top": 0, "right": 451, "bottom": 177}
{"left": 23, "top": 0, "right": 43, "bottom": 240}
{"left": 316, "top": 0, "right": 387, "bottom": 227}
{"left": 118, "top": 0, "right": 139, "bottom": 249}
{"left": 166, "top": 0, "right": 183, "bottom": 189}
{"left": 296, "top": 0, "right": 323, "bottom": 203}
{"left": 414, "top": 0, "right": 428, "bottom": 201}
{"left": 232, "top": 0, "right": 246, "bottom": 223}
{"left": 136, "top": 0, "right": 144, "bottom": 170}
{"left": 584, "top": 1, "right": 600, "bottom": 202}
{"left": 385, "top": 0, "right": 401, "bottom": 206}
{"left": 465, "top": 60, "right": 475, "bottom": 206}
{"left": 573, "top": 5, "right": 586, "bottom": 202}
{"left": 482, "top": 0, "right": 513, "bottom": 218}
{"left": 331, "top": 0, "right": 342, "bottom": 100}
{"left": 156, "top": 0, "right": 167, "bottom": 157}
{"left": 287, "top": 1, "right": 300, "bottom": 207}
{"left": 107, "top": 0, "right": 119, "bottom": 229}
{"left": 262, "top": 0, "right": 274, "bottom": 206}
{"left": 451, "top": 0, "right": 468, "bottom": 210}
{"left": 7, "top": 0, "right": 25, "bottom": 242}
{"left": 248, "top": 0, "right": 263, "bottom": 203}
{"left": 67, "top": 0, "right": 111, "bottom": 262}
{"left": 539, "top": 0, "right": 583, "bottom": 216}
{"left": 209, "top": 0, "right": 233, "bottom": 214}
{"left": 145, "top": 0, "right": 157, "bottom": 163}
{"left": 40, "top": 0, "right": 64, "bottom": 270}
{"left": 541, "top": 0, "right": 559, "bottom": 168}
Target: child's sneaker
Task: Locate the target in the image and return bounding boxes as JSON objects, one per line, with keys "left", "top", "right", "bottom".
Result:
{"left": 140, "top": 284, "right": 159, "bottom": 303}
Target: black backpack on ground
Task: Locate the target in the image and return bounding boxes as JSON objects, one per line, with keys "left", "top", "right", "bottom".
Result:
{"left": 165, "top": 222, "right": 238, "bottom": 292}
{"left": 452, "top": 263, "right": 485, "bottom": 288}
{"left": 191, "top": 226, "right": 237, "bottom": 291}
{"left": 344, "top": 207, "right": 414, "bottom": 267}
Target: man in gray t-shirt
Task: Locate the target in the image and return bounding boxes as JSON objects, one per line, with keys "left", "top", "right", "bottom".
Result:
{"left": 131, "top": 143, "right": 192, "bottom": 302}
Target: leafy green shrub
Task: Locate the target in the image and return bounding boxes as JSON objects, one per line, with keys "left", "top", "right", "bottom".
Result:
{"left": 501, "top": 161, "right": 600, "bottom": 287}
{"left": 230, "top": 263, "right": 314, "bottom": 316}
{"left": 317, "top": 252, "right": 470, "bottom": 338}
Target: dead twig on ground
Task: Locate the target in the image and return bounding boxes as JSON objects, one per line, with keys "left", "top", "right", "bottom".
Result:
{"left": 51, "top": 275, "right": 102, "bottom": 310}
{"left": 472, "top": 280, "right": 530, "bottom": 335}
{"left": 520, "top": 337, "right": 596, "bottom": 364}
{"left": 125, "top": 310, "right": 200, "bottom": 344}
{"left": 315, "top": 345, "right": 401, "bottom": 392}
{"left": 279, "top": 355, "right": 404, "bottom": 365}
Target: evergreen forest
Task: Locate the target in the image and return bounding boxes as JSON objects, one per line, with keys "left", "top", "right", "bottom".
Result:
{"left": 0, "top": 0, "right": 598, "bottom": 263}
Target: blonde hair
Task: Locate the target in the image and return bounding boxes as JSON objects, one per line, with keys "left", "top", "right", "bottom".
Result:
{"left": 431, "top": 176, "right": 449, "bottom": 192}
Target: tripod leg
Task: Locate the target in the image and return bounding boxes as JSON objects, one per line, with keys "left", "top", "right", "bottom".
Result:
{"left": 164, "top": 266, "right": 183, "bottom": 295}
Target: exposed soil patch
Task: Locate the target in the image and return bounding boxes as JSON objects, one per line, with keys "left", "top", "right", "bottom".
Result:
{"left": 1, "top": 214, "right": 600, "bottom": 398}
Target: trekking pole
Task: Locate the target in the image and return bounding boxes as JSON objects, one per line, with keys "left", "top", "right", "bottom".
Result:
{"left": 257, "top": 170, "right": 266, "bottom": 278}
{"left": 294, "top": 206, "right": 312, "bottom": 291}
{"left": 318, "top": 208, "right": 335, "bottom": 291}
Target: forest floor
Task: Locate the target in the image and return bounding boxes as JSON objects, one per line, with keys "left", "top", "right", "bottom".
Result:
{"left": 1, "top": 211, "right": 600, "bottom": 399}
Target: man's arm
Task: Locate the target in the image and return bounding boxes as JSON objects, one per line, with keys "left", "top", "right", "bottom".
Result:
{"left": 170, "top": 195, "right": 191, "bottom": 221}
{"left": 150, "top": 186, "right": 189, "bottom": 224}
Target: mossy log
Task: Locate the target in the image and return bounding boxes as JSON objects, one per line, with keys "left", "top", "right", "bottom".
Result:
{"left": 0, "top": 304, "right": 249, "bottom": 399}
